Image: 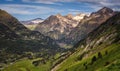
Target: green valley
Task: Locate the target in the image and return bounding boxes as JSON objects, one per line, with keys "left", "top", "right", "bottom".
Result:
{"left": 0, "top": 2, "right": 120, "bottom": 71}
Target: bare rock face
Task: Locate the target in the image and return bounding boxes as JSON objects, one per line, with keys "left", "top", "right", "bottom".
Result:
{"left": 60, "top": 7, "right": 116, "bottom": 45}
{"left": 35, "top": 7, "right": 117, "bottom": 48}
{"left": 35, "top": 13, "right": 86, "bottom": 40}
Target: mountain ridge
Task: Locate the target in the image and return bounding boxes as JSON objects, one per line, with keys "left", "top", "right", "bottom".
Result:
{"left": 35, "top": 13, "right": 86, "bottom": 40}
{"left": 21, "top": 18, "right": 44, "bottom": 25}
{"left": 60, "top": 7, "right": 117, "bottom": 46}
{"left": 53, "top": 12, "right": 120, "bottom": 71}
{"left": 0, "top": 9, "right": 64, "bottom": 70}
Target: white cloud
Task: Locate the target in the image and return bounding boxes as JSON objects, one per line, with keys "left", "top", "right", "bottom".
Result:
{"left": 78, "top": 0, "right": 120, "bottom": 7}
{"left": 76, "top": 0, "right": 120, "bottom": 11}
{"left": 22, "top": 0, "right": 120, "bottom": 9}
{"left": 22, "top": 0, "right": 56, "bottom": 4}
{"left": 22, "top": 0, "right": 75, "bottom": 4}
{"left": 22, "top": 0, "right": 107, "bottom": 4}
{"left": 68, "top": 9, "right": 82, "bottom": 14}
{"left": 6, "top": 0, "right": 13, "bottom": 1}
{"left": 0, "top": 4, "right": 64, "bottom": 15}
{"left": 100, "top": 2, "right": 120, "bottom": 7}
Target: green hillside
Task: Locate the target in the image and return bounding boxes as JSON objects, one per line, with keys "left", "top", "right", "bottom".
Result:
{"left": 54, "top": 13, "right": 120, "bottom": 71}
{"left": 3, "top": 58, "right": 52, "bottom": 71}
{"left": 0, "top": 9, "right": 64, "bottom": 71}
{"left": 57, "top": 43, "right": 120, "bottom": 71}
{"left": 24, "top": 24, "right": 37, "bottom": 30}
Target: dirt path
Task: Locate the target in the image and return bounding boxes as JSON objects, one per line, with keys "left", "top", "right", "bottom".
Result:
{"left": 51, "top": 52, "right": 72, "bottom": 71}
{"left": 51, "top": 59, "right": 65, "bottom": 71}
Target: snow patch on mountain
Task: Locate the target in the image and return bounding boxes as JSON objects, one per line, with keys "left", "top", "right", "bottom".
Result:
{"left": 21, "top": 18, "right": 44, "bottom": 25}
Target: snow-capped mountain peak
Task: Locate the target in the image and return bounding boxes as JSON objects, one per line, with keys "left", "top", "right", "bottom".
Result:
{"left": 35, "top": 13, "right": 88, "bottom": 40}
{"left": 73, "top": 13, "right": 87, "bottom": 21}
{"left": 21, "top": 18, "right": 44, "bottom": 25}
{"left": 31, "top": 18, "right": 44, "bottom": 24}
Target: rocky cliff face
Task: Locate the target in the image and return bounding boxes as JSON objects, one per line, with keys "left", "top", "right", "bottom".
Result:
{"left": 35, "top": 13, "right": 86, "bottom": 40}
{"left": 60, "top": 7, "right": 116, "bottom": 46}
{"left": 54, "top": 12, "right": 120, "bottom": 71}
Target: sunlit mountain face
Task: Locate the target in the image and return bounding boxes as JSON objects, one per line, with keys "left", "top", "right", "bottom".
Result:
{"left": 0, "top": 0, "right": 120, "bottom": 71}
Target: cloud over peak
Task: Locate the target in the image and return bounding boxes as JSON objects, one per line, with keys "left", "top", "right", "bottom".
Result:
{"left": 22, "top": 0, "right": 120, "bottom": 9}
{"left": 0, "top": 0, "right": 119, "bottom": 20}
{"left": 22, "top": 0, "right": 75, "bottom": 4}
{"left": 0, "top": 4, "right": 64, "bottom": 15}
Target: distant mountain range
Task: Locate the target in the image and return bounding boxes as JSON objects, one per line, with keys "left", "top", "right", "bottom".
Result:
{"left": 21, "top": 18, "right": 44, "bottom": 25}
{"left": 34, "top": 7, "right": 117, "bottom": 48}
{"left": 60, "top": 7, "right": 117, "bottom": 46}
{"left": 35, "top": 13, "right": 87, "bottom": 40}
{"left": 21, "top": 18, "right": 44, "bottom": 30}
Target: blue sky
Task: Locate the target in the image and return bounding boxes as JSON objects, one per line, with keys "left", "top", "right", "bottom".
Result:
{"left": 0, "top": 0, "right": 120, "bottom": 21}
